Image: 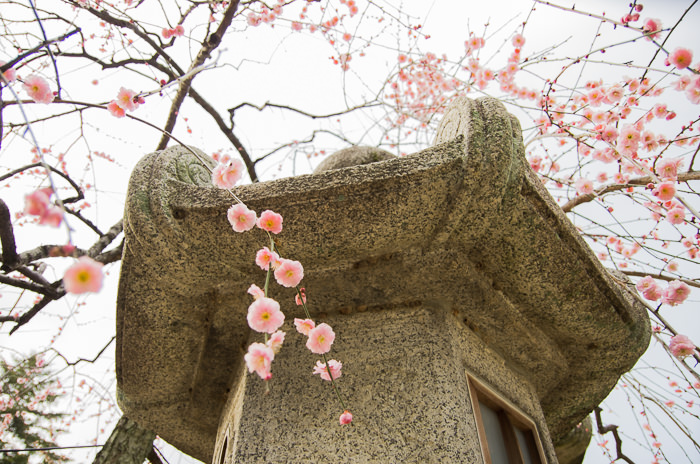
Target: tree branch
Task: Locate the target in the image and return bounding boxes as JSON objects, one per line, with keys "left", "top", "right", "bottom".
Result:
{"left": 189, "top": 88, "right": 258, "bottom": 182}
{"left": 561, "top": 171, "right": 700, "bottom": 213}
{"left": 0, "top": 199, "right": 18, "bottom": 271}
{"left": 594, "top": 407, "right": 635, "bottom": 464}
{"left": 156, "top": 0, "right": 241, "bottom": 150}
{"left": 620, "top": 270, "right": 700, "bottom": 289}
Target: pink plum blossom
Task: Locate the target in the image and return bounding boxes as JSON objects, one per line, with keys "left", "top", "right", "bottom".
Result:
{"left": 666, "top": 207, "right": 685, "bottom": 225}
{"left": 247, "top": 283, "right": 265, "bottom": 300}
{"left": 257, "top": 210, "right": 283, "bottom": 234}
{"left": 173, "top": 25, "right": 185, "bottom": 37}
{"left": 227, "top": 203, "right": 257, "bottom": 232}
{"left": 636, "top": 276, "right": 657, "bottom": 293}
{"left": 38, "top": 206, "right": 63, "bottom": 227}
{"left": 266, "top": 330, "right": 286, "bottom": 354}
{"left": 656, "top": 158, "right": 681, "bottom": 180}
{"left": 306, "top": 323, "right": 335, "bottom": 354}
{"left": 274, "top": 259, "right": 304, "bottom": 288}
{"left": 574, "top": 178, "right": 594, "bottom": 195}
{"left": 63, "top": 256, "right": 104, "bottom": 294}
{"left": 22, "top": 75, "right": 54, "bottom": 104}
{"left": 642, "top": 18, "right": 662, "bottom": 40}
{"left": 24, "top": 188, "right": 52, "bottom": 216}
{"left": 636, "top": 276, "right": 662, "bottom": 301}
{"left": 652, "top": 182, "right": 676, "bottom": 202}
{"left": 116, "top": 87, "right": 138, "bottom": 111}
{"left": 107, "top": 101, "right": 125, "bottom": 118}
{"left": 294, "top": 318, "right": 315, "bottom": 335}
{"left": 245, "top": 342, "right": 274, "bottom": 380}
{"left": 313, "top": 359, "right": 342, "bottom": 381}
{"left": 0, "top": 61, "right": 16, "bottom": 83}
{"left": 255, "top": 246, "right": 280, "bottom": 270}
{"left": 211, "top": 159, "right": 244, "bottom": 189}
{"left": 247, "top": 297, "right": 285, "bottom": 334}
{"left": 669, "top": 334, "right": 695, "bottom": 358}
{"left": 512, "top": 34, "right": 525, "bottom": 48}
{"left": 669, "top": 47, "right": 693, "bottom": 70}
{"left": 662, "top": 280, "right": 690, "bottom": 306}
{"left": 339, "top": 410, "right": 353, "bottom": 425}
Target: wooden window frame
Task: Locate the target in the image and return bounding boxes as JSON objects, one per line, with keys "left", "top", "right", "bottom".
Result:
{"left": 467, "top": 375, "right": 547, "bottom": 464}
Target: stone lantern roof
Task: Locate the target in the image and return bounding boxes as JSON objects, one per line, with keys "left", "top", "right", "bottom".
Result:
{"left": 116, "top": 97, "right": 650, "bottom": 462}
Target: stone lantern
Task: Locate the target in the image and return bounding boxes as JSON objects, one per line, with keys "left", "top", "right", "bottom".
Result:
{"left": 116, "top": 97, "right": 650, "bottom": 463}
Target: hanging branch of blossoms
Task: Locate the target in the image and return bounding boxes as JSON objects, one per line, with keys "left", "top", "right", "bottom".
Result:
{"left": 210, "top": 153, "right": 353, "bottom": 425}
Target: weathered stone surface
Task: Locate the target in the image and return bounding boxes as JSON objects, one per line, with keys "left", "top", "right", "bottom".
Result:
{"left": 554, "top": 416, "right": 593, "bottom": 464}
{"left": 313, "top": 146, "right": 395, "bottom": 173}
{"left": 116, "top": 96, "right": 650, "bottom": 462}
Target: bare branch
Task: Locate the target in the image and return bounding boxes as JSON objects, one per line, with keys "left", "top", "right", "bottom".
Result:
{"left": 188, "top": 88, "right": 258, "bottom": 182}
{"left": 594, "top": 407, "right": 636, "bottom": 464}
{"left": 0, "top": 199, "right": 18, "bottom": 271}
{"left": 156, "top": 0, "right": 241, "bottom": 149}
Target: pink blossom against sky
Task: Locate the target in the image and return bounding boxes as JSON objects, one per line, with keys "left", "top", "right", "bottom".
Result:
{"left": 63, "top": 256, "right": 104, "bottom": 294}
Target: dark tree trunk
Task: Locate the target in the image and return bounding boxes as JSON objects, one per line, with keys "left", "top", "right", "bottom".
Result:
{"left": 92, "top": 415, "right": 156, "bottom": 464}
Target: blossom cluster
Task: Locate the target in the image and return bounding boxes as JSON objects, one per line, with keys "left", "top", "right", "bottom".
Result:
{"left": 107, "top": 87, "right": 144, "bottom": 118}
{"left": 669, "top": 334, "right": 696, "bottom": 358}
{"left": 213, "top": 157, "right": 352, "bottom": 425}
{"left": 162, "top": 25, "right": 185, "bottom": 39}
{"left": 24, "top": 188, "right": 63, "bottom": 227}
{"left": 635, "top": 277, "right": 689, "bottom": 306}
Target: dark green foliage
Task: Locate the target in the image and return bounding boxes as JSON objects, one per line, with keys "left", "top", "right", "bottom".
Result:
{"left": 0, "top": 354, "right": 67, "bottom": 464}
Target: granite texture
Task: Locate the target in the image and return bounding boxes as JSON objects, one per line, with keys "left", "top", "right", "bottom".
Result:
{"left": 116, "top": 96, "right": 650, "bottom": 462}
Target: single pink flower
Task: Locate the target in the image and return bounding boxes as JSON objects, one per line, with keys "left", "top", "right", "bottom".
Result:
{"left": 662, "top": 280, "right": 690, "bottom": 306}
{"left": 313, "top": 359, "right": 342, "bottom": 381}
{"left": 211, "top": 159, "right": 244, "bottom": 189}
{"left": 38, "top": 206, "right": 63, "bottom": 227}
{"left": 652, "top": 182, "right": 676, "bottom": 202}
{"left": 247, "top": 297, "right": 285, "bottom": 334}
{"left": 636, "top": 276, "right": 657, "bottom": 293}
{"left": 227, "top": 203, "right": 257, "bottom": 232}
{"left": 255, "top": 246, "right": 280, "bottom": 270}
{"left": 116, "top": 87, "right": 137, "bottom": 111}
{"left": 24, "top": 188, "right": 52, "bottom": 216}
{"left": 574, "top": 178, "right": 594, "bottom": 195}
{"left": 643, "top": 286, "right": 662, "bottom": 301}
{"left": 63, "top": 256, "right": 104, "bottom": 294}
{"left": 669, "top": 334, "right": 695, "bottom": 358}
{"left": 339, "top": 410, "right": 353, "bottom": 425}
{"left": 512, "top": 34, "right": 525, "bottom": 48}
{"left": 642, "top": 18, "right": 662, "bottom": 40}
{"left": 666, "top": 207, "right": 685, "bottom": 225}
{"left": 247, "top": 283, "right": 265, "bottom": 300}
{"left": 173, "top": 25, "right": 185, "bottom": 37}
{"left": 257, "top": 210, "right": 283, "bottom": 234}
{"left": 266, "top": 330, "right": 285, "bottom": 354}
{"left": 107, "top": 101, "right": 126, "bottom": 118}
{"left": 0, "top": 61, "right": 16, "bottom": 83}
{"left": 294, "top": 318, "right": 315, "bottom": 335}
{"left": 162, "top": 28, "right": 174, "bottom": 39}
{"left": 274, "top": 259, "right": 304, "bottom": 288}
{"left": 306, "top": 323, "right": 335, "bottom": 354}
{"left": 669, "top": 48, "right": 693, "bottom": 70}
{"left": 244, "top": 342, "right": 274, "bottom": 380}
{"left": 22, "top": 75, "right": 54, "bottom": 104}
{"left": 291, "top": 21, "right": 303, "bottom": 32}
{"left": 656, "top": 158, "right": 682, "bottom": 180}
